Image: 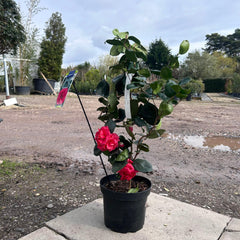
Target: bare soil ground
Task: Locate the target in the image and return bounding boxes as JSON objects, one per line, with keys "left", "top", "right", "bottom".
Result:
{"left": 0, "top": 93, "right": 240, "bottom": 240}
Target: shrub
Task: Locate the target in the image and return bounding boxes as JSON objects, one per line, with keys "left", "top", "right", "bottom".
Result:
{"left": 203, "top": 78, "right": 227, "bottom": 92}
{"left": 231, "top": 73, "right": 240, "bottom": 95}
{"left": 184, "top": 79, "right": 205, "bottom": 95}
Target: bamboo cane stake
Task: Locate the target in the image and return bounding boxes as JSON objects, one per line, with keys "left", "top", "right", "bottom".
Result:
{"left": 40, "top": 71, "right": 57, "bottom": 95}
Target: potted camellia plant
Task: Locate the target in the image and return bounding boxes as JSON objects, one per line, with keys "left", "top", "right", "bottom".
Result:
{"left": 94, "top": 29, "right": 190, "bottom": 233}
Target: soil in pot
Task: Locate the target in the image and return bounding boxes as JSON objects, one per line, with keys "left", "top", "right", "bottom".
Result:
{"left": 105, "top": 178, "right": 150, "bottom": 193}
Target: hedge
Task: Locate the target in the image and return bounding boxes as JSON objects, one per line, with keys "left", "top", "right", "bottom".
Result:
{"left": 203, "top": 78, "right": 228, "bottom": 92}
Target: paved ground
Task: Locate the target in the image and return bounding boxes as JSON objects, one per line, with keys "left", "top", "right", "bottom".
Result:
{"left": 19, "top": 193, "right": 240, "bottom": 240}
{"left": 1, "top": 93, "right": 240, "bottom": 239}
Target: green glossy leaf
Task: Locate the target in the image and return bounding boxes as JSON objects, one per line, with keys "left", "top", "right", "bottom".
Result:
{"left": 134, "top": 117, "right": 146, "bottom": 127}
{"left": 110, "top": 45, "right": 124, "bottom": 56}
{"left": 118, "top": 31, "right": 129, "bottom": 39}
{"left": 150, "top": 81, "right": 162, "bottom": 95}
{"left": 112, "top": 74, "right": 125, "bottom": 83}
{"left": 116, "top": 149, "right": 129, "bottom": 162}
{"left": 135, "top": 51, "right": 147, "bottom": 61}
{"left": 171, "top": 85, "right": 181, "bottom": 93}
{"left": 133, "top": 158, "right": 152, "bottom": 172}
{"left": 134, "top": 76, "right": 147, "bottom": 82}
{"left": 110, "top": 62, "right": 124, "bottom": 70}
{"left": 132, "top": 43, "right": 147, "bottom": 54}
{"left": 127, "top": 83, "right": 139, "bottom": 90}
{"left": 128, "top": 36, "right": 141, "bottom": 44}
{"left": 155, "top": 119, "right": 162, "bottom": 130}
{"left": 110, "top": 45, "right": 119, "bottom": 56}
{"left": 112, "top": 29, "right": 119, "bottom": 36}
{"left": 128, "top": 187, "right": 139, "bottom": 193}
{"left": 179, "top": 77, "right": 191, "bottom": 86}
{"left": 96, "top": 80, "right": 109, "bottom": 98}
{"left": 138, "top": 143, "right": 149, "bottom": 152}
{"left": 106, "top": 39, "right": 123, "bottom": 45}
{"left": 119, "top": 135, "right": 132, "bottom": 148}
{"left": 97, "top": 106, "right": 108, "bottom": 112}
{"left": 115, "top": 108, "right": 125, "bottom": 122}
{"left": 148, "top": 129, "right": 165, "bottom": 139}
{"left": 138, "top": 68, "right": 151, "bottom": 77}
{"left": 169, "top": 55, "right": 179, "bottom": 68}
{"left": 112, "top": 160, "right": 128, "bottom": 173}
{"left": 98, "top": 114, "right": 110, "bottom": 121}
{"left": 105, "top": 119, "right": 116, "bottom": 133}
{"left": 130, "top": 99, "right": 138, "bottom": 118}
{"left": 160, "top": 67, "right": 172, "bottom": 79}
{"left": 113, "top": 74, "right": 126, "bottom": 96}
{"left": 125, "top": 49, "right": 137, "bottom": 62}
{"left": 138, "top": 103, "right": 158, "bottom": 125}
{"left": 158, "top": 93, "right": 168, "bottom": 101}
{"left": 164, "top": 80, "right": 177, "bottom": 97}
{"left": 151, "top": 69, "right": 161, "bottom": 75}
{"left": 125, "top": 125, "right": 135, "bottom": 139}
{"left": 98, "top": 97, "right": 108, "bottom": 105}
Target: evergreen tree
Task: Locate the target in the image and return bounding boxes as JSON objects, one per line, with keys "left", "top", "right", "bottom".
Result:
{"left": 146, "top": 38, "right": 171, "bottom": 70}
{"left": 0, "top": 0, "right": 26, "bottom": 55}
{"left": 38, "top": 12, "right": 67, "bottom": 80}
{"left": 205, "top": 29, "right": 240, "bottom": 60}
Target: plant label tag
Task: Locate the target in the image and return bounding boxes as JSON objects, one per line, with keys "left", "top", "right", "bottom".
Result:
{"left": 56, "top": 70, "right": 78, "bottom": 107}
{"left": 4, "top": 98, "right": 17, "bottom": 106}
{"left": 125, "top": 73, "right": 133, "bottom": 119}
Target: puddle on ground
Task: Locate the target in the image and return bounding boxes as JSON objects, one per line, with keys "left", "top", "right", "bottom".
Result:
{"left": 183, "top": 135, "right": 240, "bottom": 152}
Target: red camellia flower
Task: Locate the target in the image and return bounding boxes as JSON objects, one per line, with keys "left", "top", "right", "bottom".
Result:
{"left": 95, "top": 126, "right": 119, "bottom": 152}
{"left": 95, "top": 126, "right": 111, "bottom": 151}
{"left": 118, "top": 159, "right": 138, "bottom": 181}
{"left": 105, "top": 133, "right": 119, "bottom": 152}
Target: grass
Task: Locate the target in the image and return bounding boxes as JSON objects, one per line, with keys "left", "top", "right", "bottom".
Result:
{"left": 0, "top": 160, "right": 24, "bottom": 176}
{"left": 0, "top": 159, "right": 45, "bottom": 178}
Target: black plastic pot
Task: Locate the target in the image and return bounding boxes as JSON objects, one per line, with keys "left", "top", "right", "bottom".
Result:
{"left": 33, "top": 78, "right": 56, "bottom": 94}
{"left": 100, "top": 174, "right": 151, "bottom": 233}
{"left": 15, "top": 86, "right": 30, "bottom": 95}
{"left": 186, "top": 93, "right": 192, "bottom": 101}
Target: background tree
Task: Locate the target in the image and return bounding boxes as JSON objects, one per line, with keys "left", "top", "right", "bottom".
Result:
{"left": 0, "top": 0, "right": 26, "bottom": 55}
{"left": 97, "top": 54, "right": 120, "bottom": 78}
{"left": 38, "top": 12, "right": 67, "bottom": 80}
{"left": 146, "top": 38, "right": 171, "bottom": 70}
{"left": 212, "top": 52, "right": 237, "bottom": 77}
{"left": 179, "top": 50, "right": 237, "bottom": 80}
{"left": 179, "top": 51, "right": 218, "bottom": 79}
{"left": 205, "top": 29, "right": 240, "bottom": 60}
{"left": 16, "top": 0, "right": 43, "bottom": 86}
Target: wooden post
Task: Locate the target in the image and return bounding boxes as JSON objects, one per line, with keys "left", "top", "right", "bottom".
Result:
{"left": 40, "top": 71, "right": 57, "bottom": 95}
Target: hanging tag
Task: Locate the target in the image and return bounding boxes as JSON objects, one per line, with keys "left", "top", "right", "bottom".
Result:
{"left": 125, "top": 73, "right": 132, "bottom": 119}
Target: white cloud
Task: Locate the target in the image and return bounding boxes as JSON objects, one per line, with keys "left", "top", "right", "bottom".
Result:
{"left": 18, "top": 0, "right": 239, "bottom": 67}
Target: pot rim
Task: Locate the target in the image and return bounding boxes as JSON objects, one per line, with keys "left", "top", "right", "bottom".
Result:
{"left": 100, "top": 174, "right": 151, "bottom": 197}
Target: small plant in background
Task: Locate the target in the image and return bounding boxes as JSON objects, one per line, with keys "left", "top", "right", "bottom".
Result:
{"left": 183, "top": 78, "right": 205, "bottom": 97}
{"left": 94, "top": 29, "right": 191, "bottom": 192}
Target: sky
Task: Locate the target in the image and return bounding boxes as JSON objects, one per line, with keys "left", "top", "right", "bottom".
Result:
{"left": 17, "top": 0, "right": 240, "bottom": 68}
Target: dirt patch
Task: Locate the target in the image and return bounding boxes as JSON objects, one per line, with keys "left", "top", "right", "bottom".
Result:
{"left": 0, "top": 93, "right": 240, "bottom": 240}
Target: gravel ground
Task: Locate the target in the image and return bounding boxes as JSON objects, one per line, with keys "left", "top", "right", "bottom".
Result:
{"left": 0, "top": 93, "right": 240, "bottom": 240}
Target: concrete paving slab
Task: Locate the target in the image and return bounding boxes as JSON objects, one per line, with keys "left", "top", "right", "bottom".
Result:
{"left": 18, "top": 227, "right": 67, "bottom": 240}
{"left": 226, "top": 218, "right": 240, "bottom": 232}
{"left": 219, "top": 231, "right": 240, "bottom": 240}
{"left": 46, "top": 192, "right": 231, "bottom": 240}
